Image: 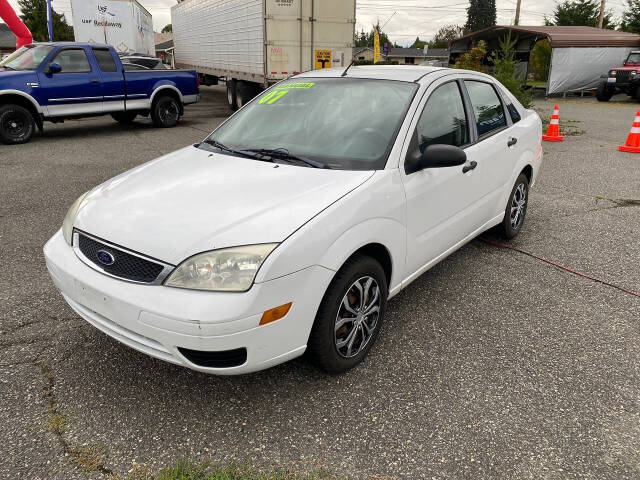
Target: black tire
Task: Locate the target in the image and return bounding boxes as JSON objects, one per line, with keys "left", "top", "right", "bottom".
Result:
{"left": 0, "top": 104, "right": 35, "bottom": 145}
{"left": 595, "top": 83, "right": 612, "bottom": 102}
{"left": 307, "top": 254, "right": 388, "bottom": 374}
{"left": 235, "top": 81, "right": 257, "bottom": 109}
{"left": 111, "top": 111, "right": 137, "bottom": 124}
{"left": 496, "top": 173, "right": 530, "bottom": 239}
{"left": 151, "top": 95, "right": 180, "bottom": 128}
{"left": 226, "top": 79, "right": 238, "bottom": 111}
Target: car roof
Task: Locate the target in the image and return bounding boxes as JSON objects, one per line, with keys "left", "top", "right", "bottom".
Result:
{"left": 30, "top": 42, "right": 111, "bottom": 49}
{"left": 294, "top": 65, "right": 494, "bottom": 83}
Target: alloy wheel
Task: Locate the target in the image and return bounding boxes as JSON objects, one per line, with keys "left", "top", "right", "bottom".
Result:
{"left": 159, "top": 100, "right": 179, "bottom": 124}
{"left": 510, "top": 182, "right": 527, "bottom": 230}
{"left": 2, "top": 113, "right": 27, "bottom": 139}
{"left": 334, "top": 276, "right": 381, "bottom": 359}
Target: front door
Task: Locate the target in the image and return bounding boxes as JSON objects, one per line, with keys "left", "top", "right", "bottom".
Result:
{"left": 37, "top": 47, "right": 102, "bottom": 117}
{"left": 401, "top": 78, "right": 489, "bottom": 284}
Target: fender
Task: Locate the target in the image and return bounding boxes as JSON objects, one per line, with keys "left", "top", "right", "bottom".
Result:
{"left": 0, "top": 89, "right": 43, "bottom": 114}
{"left": 149, "top": 83, "right": 183, "bottom": 104}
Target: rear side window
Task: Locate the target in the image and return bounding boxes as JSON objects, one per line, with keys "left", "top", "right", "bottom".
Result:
{"left": 464, "top": 81, "right": 506, "bottom": 136}
{"left": 507, "top": 103, "right": 521, "bottom": 123}
{"left": 415, "top": 81, "right": 469, "bottom": 152}
{"left": 93, "top": 49, "right": 117, "bottom": 72}
{"left": 52, "top": 49, "right": 91, "bottom": 73}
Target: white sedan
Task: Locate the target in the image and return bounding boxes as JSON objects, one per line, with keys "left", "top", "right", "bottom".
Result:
{"left": 44, "top": 66, "right": 542, "bottom": 375}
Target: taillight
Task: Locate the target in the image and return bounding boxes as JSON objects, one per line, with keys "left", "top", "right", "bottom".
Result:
{"left": 196, "top": 75, "right": 200, "bottom": 90}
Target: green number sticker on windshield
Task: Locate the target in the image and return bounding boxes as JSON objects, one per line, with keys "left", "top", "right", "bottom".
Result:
{"left": 257, "top": 82, "right": 315, "bottom": 105}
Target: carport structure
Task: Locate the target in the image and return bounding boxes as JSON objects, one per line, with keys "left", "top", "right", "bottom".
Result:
{"left": 449, "top": 26, "right": 640, "bottom": 94}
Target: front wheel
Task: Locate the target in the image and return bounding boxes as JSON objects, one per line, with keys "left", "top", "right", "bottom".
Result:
{"left": 307, "top": 254, "right": 388, "bottom": 374}
{"left": 0, "top": 104, "right": 35, "bottom": 145}
{"left": 496, "top": 173, "right": 529, "bottom": 239}
{"left": 595, "top": 82, "right": 612, "bottom": 102}
{"left": 151, "top": 95, "right": 180, "bottom": 128}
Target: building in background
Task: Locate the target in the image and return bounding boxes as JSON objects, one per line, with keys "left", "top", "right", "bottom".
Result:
{"left": 0, "top": 23, "right": 16, "bottom": 55}
{"left": 386, "top": 48, "right": 426, "bottom": 65}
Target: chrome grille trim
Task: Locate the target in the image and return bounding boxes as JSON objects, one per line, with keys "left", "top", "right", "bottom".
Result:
{"left": 72, "top": 230, "right": 174, "bottom": 285}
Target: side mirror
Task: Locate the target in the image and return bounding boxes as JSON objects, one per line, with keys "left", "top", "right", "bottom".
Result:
{"left": 406, "top": 144, "right": 467, "bottom": 174}
{"left": 48, "top": 62, "right": 61, "bottom": 74}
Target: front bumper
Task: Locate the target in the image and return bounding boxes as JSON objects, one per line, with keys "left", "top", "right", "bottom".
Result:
{"left": 43, "top": 230, "right": 334, "bottom": 374}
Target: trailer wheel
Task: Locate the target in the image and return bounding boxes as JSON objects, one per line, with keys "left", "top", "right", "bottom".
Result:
{"left": 235, "top": 81, "right": 257, "bottom": 109}
{"left": 151, "top": 95, "right": 180, "bottom": 128}
{"left": 227, "top": 79, "right": 238, "bottom": 111}
{"left": 0, "top": 104, "right": 35, "bottom": 145}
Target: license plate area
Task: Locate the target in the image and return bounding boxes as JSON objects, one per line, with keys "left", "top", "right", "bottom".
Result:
{"left": 74, "top": 280, "right": 113, "bottom": 318}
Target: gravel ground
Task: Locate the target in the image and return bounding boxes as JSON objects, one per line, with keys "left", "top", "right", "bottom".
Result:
{"left": 1, "top": 88, "right": 639, "bottom": 479}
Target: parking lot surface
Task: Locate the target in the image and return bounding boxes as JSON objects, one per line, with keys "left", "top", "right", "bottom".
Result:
{"left": 1, "top": 87, "right": 639, "bottom": 479}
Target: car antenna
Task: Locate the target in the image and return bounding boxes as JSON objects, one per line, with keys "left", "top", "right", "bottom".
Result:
{"left": 341, "top": 48, "right": 367, "bottom": 77}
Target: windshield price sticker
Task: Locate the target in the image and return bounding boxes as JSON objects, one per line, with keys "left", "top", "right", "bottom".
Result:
{"left": 258, "top": 82, "right": 315, "bottom": 104}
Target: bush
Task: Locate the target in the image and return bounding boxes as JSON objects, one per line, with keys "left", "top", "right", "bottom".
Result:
{"left": 530, "top": 39, "right": 551, "bottom": 81}
{"left": 489, "top": 33, "right": 534, "bottom": 108}
{"left": 454, "top": 41, "right": 487, "bottom": 72}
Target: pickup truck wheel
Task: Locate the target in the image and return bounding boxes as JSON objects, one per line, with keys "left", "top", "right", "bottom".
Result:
{"left": 151, "top": 96, "right": 180, "bottom": 128}
{"left": 111, "top": 112, "right": 137, "bottom": 124}
{"left": 496, "top": 173, "right": 529, "bottom": 239}
{"left": 227, "top": 79, "right": 238, "bottom": 111}
{"left": 0, "top": 104, "right": 35, "bottom": 145}
{"left": 307, "top": 254, "right": 388, "bottom": 374}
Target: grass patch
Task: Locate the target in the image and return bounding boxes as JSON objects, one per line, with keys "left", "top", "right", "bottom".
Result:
{"left": 113, "top": 459, "right": 340, "bottom": 480}
{"left": 47, "top": 412, "right": 68, "bottom": 433}
{"left": 71, "top": 444, "right": 108, "bottom": 472}
{"left": 536, "top": 109, "right": 586, "bottom": 136}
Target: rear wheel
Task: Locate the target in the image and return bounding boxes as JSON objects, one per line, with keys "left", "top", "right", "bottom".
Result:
{"left": 0, "top": 104, "right": 35, "bottom": 145}
{"left": 307, "top": 254, "right": 388, "bottom": 374}
{"left": 496, "top": 173, "right": 529, "bottom": 239}
{"left": 235, "top": 81, "right": 257, "bottom": 109}
{"left": 151, "top": 95, "right": 180, "bottom": 128}
{"left": 226, "top": 79, "right": 238, "bottom": 111}
{"left": 111, "top": 111, "right": 137, "bottom": 124}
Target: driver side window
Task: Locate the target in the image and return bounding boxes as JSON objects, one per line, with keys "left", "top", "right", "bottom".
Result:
{"left": 415, "top": 82, "right": 469, "bottom": 153}
{"left": 51, "top": 49, "right": 91, "bottom": 73}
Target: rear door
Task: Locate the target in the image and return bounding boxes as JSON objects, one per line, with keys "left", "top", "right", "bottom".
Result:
{"left": 92, "top": 48, "right": 126, "bottom": 113}
{"left": 37, "top": 46, "right": 103, "bottom": 116}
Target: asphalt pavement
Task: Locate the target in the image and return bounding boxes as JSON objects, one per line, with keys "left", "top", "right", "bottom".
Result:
{"left": 1, "top": 87, "right": 639, "bottom": 479}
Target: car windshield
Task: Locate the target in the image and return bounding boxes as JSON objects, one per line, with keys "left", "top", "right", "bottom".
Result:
{"left": 626, "top": 53, "right": 640, "bottom": 63}
{"left": 0, "top": 45, "right": 54, "bottom": 71}
{"left": 204, "top": 78, "right": 418, "bottom": 170}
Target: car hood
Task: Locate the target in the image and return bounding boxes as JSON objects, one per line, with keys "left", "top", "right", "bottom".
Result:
{"left": 75, "top": 146, "right": 374, "bottom": 265}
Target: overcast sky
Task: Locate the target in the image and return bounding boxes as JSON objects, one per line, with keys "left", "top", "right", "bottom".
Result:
{"left": 5, "top": 0, "right": 629, "bottom": 46}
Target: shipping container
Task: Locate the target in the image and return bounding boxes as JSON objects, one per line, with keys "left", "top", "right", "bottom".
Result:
{"left": 171, "top": 0, "right": 355, "bottom": 110}
{"left": 70, "top": 0, "right": 155, "bottom": 56}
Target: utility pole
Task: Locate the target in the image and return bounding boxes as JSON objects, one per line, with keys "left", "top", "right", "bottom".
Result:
{"left": 597, "top": 0, "right": 606, "bottom": 28}
{"left": 514, "top": 0, "right": 521, "bottom": 26}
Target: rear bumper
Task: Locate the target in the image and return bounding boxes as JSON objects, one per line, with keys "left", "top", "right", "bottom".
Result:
{"left": 183, "top": 94, "right": 200, "bottom": 105}
{"left": 44, "top": 230, "right": 333, "bottom": 375}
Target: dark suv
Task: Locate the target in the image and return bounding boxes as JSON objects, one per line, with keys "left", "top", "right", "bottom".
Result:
{"left": 597, "top": 51, "right": 640, "bottom": 101}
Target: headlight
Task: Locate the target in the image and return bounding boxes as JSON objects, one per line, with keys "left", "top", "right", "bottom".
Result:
{"left": 164, "top": 243, "right": 278, "bottom": 292}
{"left": 62, "top": 192, "right": 88, "bottom": 245}
{"left": 632, "top": 71, "right": 638, "bottom": 76}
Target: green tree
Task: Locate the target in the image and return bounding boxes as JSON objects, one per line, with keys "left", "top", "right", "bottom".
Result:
{"left": 410, "top": 37, "right": 427, "bottom": 49}
{"left": 489, "top": 33, "right": 533, "bottom": 108}
{"left": 465, "top": 0, "right": 497, "bottom": 33}
{"left": 545, "top": 0, "right": 616, "bottom": 28}
{"left": 530, "top": 39, "right": 551, "bottom": 81}
{"left": 454, "top": 40, "right": 487, "bottom": 72}
{"left": 161, "top": 24, "right": 172, "bottom": 33}
{"left": 621, "top": 0, "right": 640, "bottom": 33}
{"left": 354, "top": 23, "right": 391, "bottom": 48}
{"left": 18, "top": 0, "right": 74, "bottom": 42}
{"left": 428, "top": 25, "right": 464, "bottom": 48}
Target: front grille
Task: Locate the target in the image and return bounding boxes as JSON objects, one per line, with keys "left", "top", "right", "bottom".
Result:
{"left": 178, "top": 347, "right": 248, "bottom": 368}
{"left": 615, "top": 70, "right": 632, "bottom": 82}
{"left": 77, "top": 233, "right": 165, "bottom": 283}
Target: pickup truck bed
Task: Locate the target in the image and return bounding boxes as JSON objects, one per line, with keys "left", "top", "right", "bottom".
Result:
{"left": 0, "top": 42, "right": 199, "bottom": 144}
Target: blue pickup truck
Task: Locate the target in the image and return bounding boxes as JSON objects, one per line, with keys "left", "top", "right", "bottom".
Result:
{"left": 0, "top": 43, "right": 199, "bottom": 144}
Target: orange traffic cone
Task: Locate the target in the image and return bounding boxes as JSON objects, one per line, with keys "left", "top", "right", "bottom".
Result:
{"left": 619, "top": 110, "right": 640, "bottom": 153}
{"left": 542, "top": 104, "right": 564, "bottom": 142}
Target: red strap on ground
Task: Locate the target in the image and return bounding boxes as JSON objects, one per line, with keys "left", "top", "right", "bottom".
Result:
{"left": 479, "top": 237, "right": 640, "bottom": 299}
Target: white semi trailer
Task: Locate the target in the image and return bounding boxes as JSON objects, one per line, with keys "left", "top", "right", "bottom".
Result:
{"left": 171, "top": 0, "right": 355, "bottom": 110}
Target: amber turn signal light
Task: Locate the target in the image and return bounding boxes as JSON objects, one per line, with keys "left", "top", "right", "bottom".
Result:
{"left": 260, "top": 302, "right": 292, "bottom": 326}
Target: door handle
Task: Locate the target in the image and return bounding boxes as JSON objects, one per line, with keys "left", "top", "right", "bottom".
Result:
{"left": 507, "top": 137, "right": 518, "bottom": 147}
{"left": 90, "top": 80, "right": 100, "bottom": 85}
{"left": 462, "top": 161, "right": 477, "bottom": 174}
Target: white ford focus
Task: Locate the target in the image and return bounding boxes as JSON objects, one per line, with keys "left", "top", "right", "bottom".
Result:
{"left": 44, "top": 66, "right": 542, "bottom": 375}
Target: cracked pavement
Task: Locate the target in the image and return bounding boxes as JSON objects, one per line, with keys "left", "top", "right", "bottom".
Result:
{"left": 1, "top": 88, "right": 639, "bottom": 479}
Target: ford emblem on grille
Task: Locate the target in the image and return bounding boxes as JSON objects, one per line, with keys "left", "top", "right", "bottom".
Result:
{"left": 96, "top": 250, "right": 115, "bottom": 266}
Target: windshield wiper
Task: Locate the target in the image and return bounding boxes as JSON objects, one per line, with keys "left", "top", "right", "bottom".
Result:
{"left": 0, "top": 66, "right": 15, "bottom": 71}
{"left": 243, "top": 148, "right": 327, "bottom": 169}
{"left": 202, "top": 139, "right": 270, "bottom": 162}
